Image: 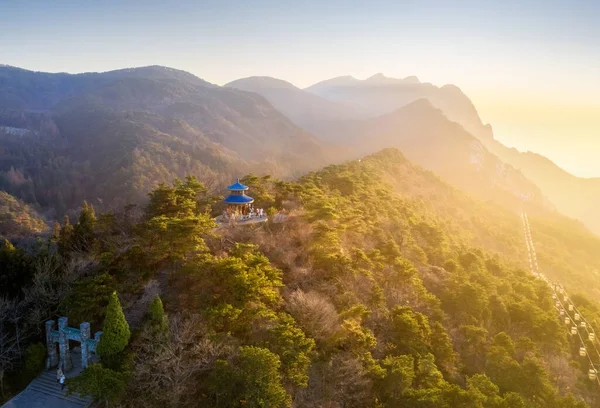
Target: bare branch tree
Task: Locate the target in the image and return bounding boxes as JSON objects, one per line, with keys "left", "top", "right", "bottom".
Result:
{"left": 119, "top": 313, "right": 233, "bottom": 408}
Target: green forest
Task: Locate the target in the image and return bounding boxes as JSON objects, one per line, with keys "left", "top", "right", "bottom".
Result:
{"left": 2, "top": 148, "right": 600, "bottom": 407}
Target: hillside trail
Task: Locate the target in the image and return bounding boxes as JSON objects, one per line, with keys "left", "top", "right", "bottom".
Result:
{"left": 124, "top": 269, "right": 169, "bottom": 329}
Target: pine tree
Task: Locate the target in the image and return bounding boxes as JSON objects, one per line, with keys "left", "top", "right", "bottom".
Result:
{"left": 0, "top": 239, "right": 33, "bottom": 298}
{"left": 143, "top": 178, "right": 216, "bottom": 267}
{"left": 58, "top": 215, "right": 74, "bottom": 255}
{"left": 51, "top": 221, "right": 61, "bottom": 241}
{"left": 77, "top": 201, "right": 97, "bottom": 228}
{"left": 74, "top": 200, "right": 97, "bottom": 250}
{"left": 97, "top": 292, "right": 131, "bottom": 361}
{"left": 1, "top": 239, "right": 14, "bottom": 252}
{"left": 148, "top": 295, "right": 168, "bottom": 334}
{"left": 208, "top": 346, "right": 291, "bottom": 408}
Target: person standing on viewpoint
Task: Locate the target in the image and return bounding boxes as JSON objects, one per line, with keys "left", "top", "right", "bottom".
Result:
{"left": 59, "top": 373, "right": 66, "bottom": 390}
{"left": 56, "top": 366, "right": 63, "bottom": 383}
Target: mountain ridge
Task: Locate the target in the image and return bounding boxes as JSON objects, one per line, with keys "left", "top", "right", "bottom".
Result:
{"left": 225, "top": 73, "right": 554, "bottom": 219}
{"left": 304, "top": 73, "right": 492, "bottom": 141}
{"left": 479, "top": 137, "right": 600, "bottom": 235}
{"left": 237, "top": 70, "right": 600, "bottom": 235}
{"left": 225, "top": 76, "right": 365, "bottom": 124}
{"left": 309, "top": 98, "right": 550, "bottom": 213}
{"left": 0, "top": 65, "right": 331, "bottom": 215}
{"left": 2, "top": 64, "right": 598, "bottom": 236}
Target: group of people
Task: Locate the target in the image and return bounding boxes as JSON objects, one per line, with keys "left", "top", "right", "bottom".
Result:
{"left": 222, "top": 206, "right": 267, "bottom": 221}
{"left": 248, "top": 206, "right": 266, "bottom": 218}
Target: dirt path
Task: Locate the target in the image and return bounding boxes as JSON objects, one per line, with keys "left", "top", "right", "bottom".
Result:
{"left": 124, "top": 279, "right": 161, "bottom": 330}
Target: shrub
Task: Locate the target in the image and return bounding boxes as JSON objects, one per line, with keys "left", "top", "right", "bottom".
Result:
{"left": 67, "top": 364, "right": 127, "bottom": 405}
{"left": 20, "top": 343, "right": 46, "bottom": 384}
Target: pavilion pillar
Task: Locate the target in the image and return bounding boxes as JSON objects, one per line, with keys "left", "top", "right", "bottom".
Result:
{"left": 80, "top": 322, "right": 91, "bottom": 369}
{"left": 58, "top": 317, "right": 72, "bottom": 372}
{"left": 45, "top": 320, "right": 58, "bottom": 369}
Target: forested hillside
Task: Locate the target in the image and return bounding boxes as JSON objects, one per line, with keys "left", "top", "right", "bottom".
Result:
{"left": 309, "top": 100, "right": 549, "bottom": 213}
{"left": 0, "top": 66, "right": 330, "bottom": 217}
{"left": 0, "top": 191, "right": 47, "bottom": 239}
{"left": 2, "top": 149, "right": 599, "bottom": 407}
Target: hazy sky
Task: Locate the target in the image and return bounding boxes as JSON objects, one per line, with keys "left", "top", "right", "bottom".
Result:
{"left": 2, "top": 0, "right": 600, "bottom": 177}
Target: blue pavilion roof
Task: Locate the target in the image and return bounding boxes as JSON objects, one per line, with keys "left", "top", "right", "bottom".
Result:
{"left": 224, "top": 194, "right": 254, "bottom": 204}
{"left": 227, "top": 178, "right": 249, "bottom": 191}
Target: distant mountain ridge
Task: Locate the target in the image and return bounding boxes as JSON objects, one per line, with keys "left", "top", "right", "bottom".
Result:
{"left": 225, "top": 76, "right": 366, "bottom": 125}
{"left": 310, "top": 98, "right": 549, "bottom": 211}
{"left": 228, "top": 74, "right": 550, "bottom": 211}
{"left": 0, "top": 65, "right": 330, "bottom": 215}
{"left": 2, "top": 65, "right": 597, "bottom": 235}
{"left": 304, "top": 73, "right": 493, "bottom": 141}
{"left": 231, "top": 71, "right": 600, "bottom": 235}
{"left": 0, "top": 65, "right": 215, "bottom": 111}
{"left": 479, "top": 138, "right": 600, "bottom": 235}
{"left": 306, "top": 73, "right": 421, "bottom": 90}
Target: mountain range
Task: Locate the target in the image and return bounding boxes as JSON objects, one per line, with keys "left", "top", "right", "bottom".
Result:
{"left": 226, "top": 75, "right": 546, "bottom": 212}
{"left": 0, "top": 65, "right": 329, "bottom": 215}
{"left": 0, "top": 65, "right": 597, "bottom": 236}
{"left": 227, "top": 73, "right": 600, "bottom": 235}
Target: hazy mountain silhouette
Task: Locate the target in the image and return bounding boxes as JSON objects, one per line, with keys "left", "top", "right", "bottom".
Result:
{"left": 479, "top": 137, "right": 600, "bottom": 235}
{"left": 225, "top": 76, "right": 365, "bottom": 125}
{"left": 228, "top": 74, "right": 550, "bottom": 213}
{"left": 305, "top": 73, "right": 493, "bottom": 142}
{"left": 310, "top": 99, "right": 548, "bottom": 211}
{"left": 303, "top": 73, "right": 600, "bottom": 235}
{"left": 0, "top": 65, "right": 215, "bottom": 111}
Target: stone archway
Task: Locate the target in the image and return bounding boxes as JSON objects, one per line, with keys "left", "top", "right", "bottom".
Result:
{"left": 45, "top": 317, "right": 102, "bottom": 372}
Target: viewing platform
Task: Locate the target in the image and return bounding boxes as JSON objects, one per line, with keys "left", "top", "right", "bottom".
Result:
{"left": 216, "top": 212, "right": 268, "bottom": 227}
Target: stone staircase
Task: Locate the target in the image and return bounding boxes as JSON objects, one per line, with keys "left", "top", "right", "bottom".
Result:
{"left": 2, "top": 350, "right": 93, "bottom": 408}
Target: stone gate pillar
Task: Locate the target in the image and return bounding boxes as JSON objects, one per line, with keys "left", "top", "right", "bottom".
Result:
{"left": 58, "top": 317, "right": 73, "bottom": 372}
{"left": 45, "top": 320, "right": 58, "bottom": 369}
{"left": 80, "top": 322, "right": 91, "bottom": 369}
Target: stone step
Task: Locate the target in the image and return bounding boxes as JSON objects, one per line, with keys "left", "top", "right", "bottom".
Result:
{"left": 1, "top": 349, "right": 93, "bottom": 408}
{"left": 26, "top": 383, "right": 90, "bottom": 405}
{"left": 27, "top": 376, "right": 91, "bottom": 405}
{"left": 30, "top": 375, "right": 87, "bottom": 390}
{"left": 27, "top": 382, "right": 89, "bottom": 401}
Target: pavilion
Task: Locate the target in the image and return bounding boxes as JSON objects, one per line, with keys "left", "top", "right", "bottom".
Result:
{"left": 217, "top": 178, "right": 268, "bottom": 226}
{"left": 224, "top": 178, "right": 254, "bottom": 215}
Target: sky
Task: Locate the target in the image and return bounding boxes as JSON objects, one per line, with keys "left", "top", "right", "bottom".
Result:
{"left": 2, "top": 0, "right": 600, "bottom": 176}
